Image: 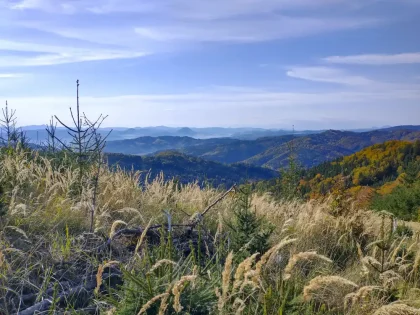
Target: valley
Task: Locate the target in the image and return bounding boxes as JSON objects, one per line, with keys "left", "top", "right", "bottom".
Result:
{"left": 104, "top": 127, "right": 420, "bottom": 170}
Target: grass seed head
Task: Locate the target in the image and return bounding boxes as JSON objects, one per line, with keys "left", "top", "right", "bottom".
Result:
{"left": 284, "top": 251, "right": 332, "bottom": 280}
{"left": 373, "top": 303, "right": 420, "bottom": 315}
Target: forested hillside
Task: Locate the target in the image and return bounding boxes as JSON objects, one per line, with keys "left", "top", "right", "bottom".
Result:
{"left": 105, "top": 129, "right": 420, "bottom": 170}
{"left": 245, "top": 129, "right": 420, "bottom": 169}
{"left": 298, "top": 140, "right": 420, "bottom": 220}
{"left": 106, "top": 151, "right": 278, "bottom": 187}
{"left": 104, "top": 136, "right": 237, "bottom": 155}
{"left": 181, "top": 135, "right": 296, "bottom": 164}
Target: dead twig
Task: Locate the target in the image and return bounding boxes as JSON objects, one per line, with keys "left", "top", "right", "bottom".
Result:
{"left": 201, "top": 185, "right": 236, "bottom": 217}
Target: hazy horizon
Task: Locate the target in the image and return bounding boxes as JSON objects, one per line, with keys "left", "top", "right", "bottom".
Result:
{"left": 16, "top": 123, "right": 400, "bottom": 131}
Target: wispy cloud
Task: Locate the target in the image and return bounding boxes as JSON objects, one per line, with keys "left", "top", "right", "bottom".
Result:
{"left": 134, "top": 17, "right": 375, "bottom": 43}
{"left": 8, "top": 0, "right": 416, "bottom": 19}
{"left": 286, "top": 66, "right": 376, "bottom": 86}
{"left": 324, "top": 53, "right": 420, "bottom": 65}
{"left": 0, "top": 0, "right": 384, "bottom": 68}
{"left": 8, "top": 0, "right": 86, "bottom": 13}
{"left": 0, "top": 73, "right": 24, "bottom": 78}
{"left": 5, "top": 0, "right": 369, "bottom": 16}
{"left": 7, "top": 0, "right": 162, "bottom": 14}
{"left": 285, "top": 65, "right": 420, "bottom": 92}
{"left": 0, "top": 39, "right": 148, "bottom": 67}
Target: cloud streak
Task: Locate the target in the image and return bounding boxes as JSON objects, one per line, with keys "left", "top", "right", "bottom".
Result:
{"left": 0, "top": 39, "right": 148, "bottom": 67}
{"left": 324, "top": 53, "right": 420, "bottom": 65}
{"left": 134, "top": 17, "right": 375, "bottom": 43}
{"left": 0, "top": 73, "right": 24, "bottom": 78}
{"left": 6, "top": 0, "right": 369, "bottom": 16}
{"left": 0, "top": 0, "right": 385, "bottom": 68}
{"left": 286, "top": 66, "right": 376, "bottom": 86}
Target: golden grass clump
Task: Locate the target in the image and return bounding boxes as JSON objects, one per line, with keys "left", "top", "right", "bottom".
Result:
{"left": 373, "top": 303, "right": 420, "bottom": 315}
{"left": 137, "top": 293, "right": 170, "bottom": 315}
{"left": 109, "top": 220, "right": 127, "bottom": 238}
{"left": 3, "top": 225, "right": 28, "bottom": 240}
{"left": 380, "top": 270, "right": 403, "bottom": 289}
{"left": 232, "top": 298, "right": 246, "bottom": 314}
{"left": 10, "top": 203, "right": 27, "bottom": 216}
{"left": 158, "top": 287, "right": 171, "bottom": 315}
{"left": 303, "top": 275, "right": 358, "bottom": 308}
{"left": 134, "top": 219, "right": 153, "bottom": 255}
{"left": 172, "top": 275, "right": 197, "bottom": 313}
{"left": 216, "top": 251, "right": 264, "bottom": 313}
{"left": 219, "top": 251, "right": 234, "bottom": 310}
{"left": 148, "top": 259, "right": 178, "bottom": 274}
{"left": 283, "top": 251, "right": 332, "bottom": 280}
{"left": 0, "top": 249, "right": 4, "bottom": 268}
{"left": 233, "top": 253, "right": 259, "bottom": 291}
{"left": 253, "top": 237, "right": 297, "bottom": 282}
{"left": 344, "top": 286, "right": 386, "bottom": 312}
{"left": 363, "top": 255, "right": 384, "bottom": 272}
{"left": 95, "top": 261, "right": 120, "bottom": 295}
{"left": 412, "top": 249, "right": 420, "bottom": 278}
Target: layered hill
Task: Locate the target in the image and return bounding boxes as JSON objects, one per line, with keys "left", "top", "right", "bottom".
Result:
{"left": 181, "top": 135, "right": 296, "bottom": 164}
{"left": 106, "top": 151, "right": 278, "bottom": 188}
{"left": 244, "top": 129, "right": 420, "bottom": 169}
{"left": 105, "top": 136, "right": 237, "bottom": 155}
{"left": 105, "top": 128, "right": 420, "bottom": 170}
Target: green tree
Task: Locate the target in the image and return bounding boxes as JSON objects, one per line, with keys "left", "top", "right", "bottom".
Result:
{"left": 0, "top": 101, "right": 29, "bottom": 150}
{"left": 226, "top": 185, "right": 274, "bottom": 260}
{"left": 278, "top": 139, "right": 303, "bottom": 200}
{"left": 403, "top": 160, "right": 420, "bottom": 186}
{"left": 371, "top": 183, "right": 420, "bottom": 221}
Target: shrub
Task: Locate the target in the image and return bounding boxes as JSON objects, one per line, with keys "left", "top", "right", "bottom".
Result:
{"left": 371, "top": 184, "right": 420, "bottom": 221}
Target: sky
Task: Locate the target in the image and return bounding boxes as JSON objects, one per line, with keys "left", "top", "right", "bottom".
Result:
{"left": 0, "top": 0, "right": 419, "bottom": 129}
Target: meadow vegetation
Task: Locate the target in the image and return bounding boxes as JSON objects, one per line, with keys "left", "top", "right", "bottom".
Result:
{"left": 1, "top": 146, "right": 420, "bottom": 314}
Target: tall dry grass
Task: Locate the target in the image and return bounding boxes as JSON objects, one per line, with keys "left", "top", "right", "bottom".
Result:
{"left": 1, "top": 148, "right": 420, "bottom": 314}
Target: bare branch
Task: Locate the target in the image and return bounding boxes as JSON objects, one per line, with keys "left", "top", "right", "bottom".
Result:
{"left": 199, "top": 185, "right": 236, "bottom": 219}
{"left": 70, "top": 107, "right": 79, "bottom": 129}
{"left": 54, "top": 115, "right": 79, "bottom": 133}
{"left": 52, "top": 136, "right": 71, "bottom": 151}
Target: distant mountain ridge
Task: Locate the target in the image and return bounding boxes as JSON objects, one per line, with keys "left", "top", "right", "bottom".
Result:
{"left": 23, "top": 126, "right": 304, "bottom": 143}
{"left": 23, "top": 124, "right": 418, "bottom": 144}
{"left": 377, "top": 125, "right": 420, "bottom": 132}
{"left": 105, "top": 128, "right": 420, "bottom": 170}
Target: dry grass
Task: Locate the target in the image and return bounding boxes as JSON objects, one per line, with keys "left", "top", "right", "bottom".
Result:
{"left": 373, "top": 303, "right": 420, "bottom": 315}
{"left": 303, "top": 275, "right": 359, "bottom": 308}
{"left": 283, "top": 251, "right": 333, "bottom": 280}
{"left": 1, "top": 148, "right": 420, "bottom": 314}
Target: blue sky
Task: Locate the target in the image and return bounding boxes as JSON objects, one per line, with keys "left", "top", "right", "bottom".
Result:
{"left": 0, "top": 0, "right": 419, "bottom": 129}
